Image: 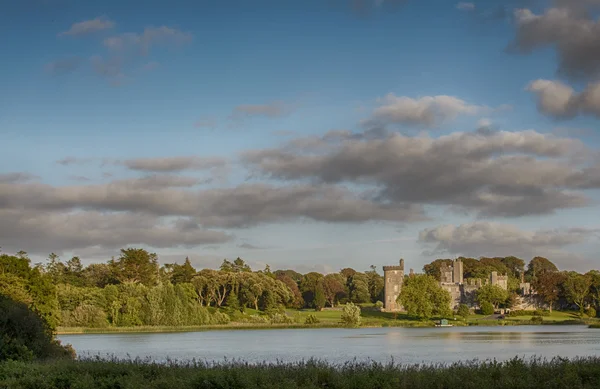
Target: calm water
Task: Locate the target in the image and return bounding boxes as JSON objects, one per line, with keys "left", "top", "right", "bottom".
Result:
{"left": 58, "top": 325, "right": 600, "bottom": 365}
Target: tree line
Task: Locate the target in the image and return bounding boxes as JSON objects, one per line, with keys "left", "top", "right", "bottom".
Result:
{"left": 2, "top": 248, "right": 599, "bottom": 329}
{"left": 0, "top": 248, "right": 385, "bottom": 329}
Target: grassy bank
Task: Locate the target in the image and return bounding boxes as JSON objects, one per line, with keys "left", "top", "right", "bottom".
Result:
{"left": 56, "top": 309, "right": 597, "bottom": 335}
{"left": 2, "top": 356, "right": 600, "bottom": 389}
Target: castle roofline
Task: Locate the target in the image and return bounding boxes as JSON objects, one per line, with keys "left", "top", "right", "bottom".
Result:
{"left": 383, "top": 265, "right": 404, "bottom": 271}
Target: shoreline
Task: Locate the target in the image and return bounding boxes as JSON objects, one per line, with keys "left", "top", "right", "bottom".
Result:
{"left": 55, "top": 318, "right": 591, "bottom": 335}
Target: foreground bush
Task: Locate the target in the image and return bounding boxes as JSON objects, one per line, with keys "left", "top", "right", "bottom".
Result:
{"left": 0, "top": 295, "right": 74, "bottom": 362}
{"left": 2, "top": 356, "right": 600, "bottom": 389}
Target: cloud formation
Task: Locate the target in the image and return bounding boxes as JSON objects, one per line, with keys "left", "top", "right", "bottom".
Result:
{"left": 103, "top": 26, "right": 192, "bottom": 55}
{"left": 121, "top": 156, "right": 227, "bottom": 173}
{"left": 0, "top": 173, "right": 38, "bottom": 184}
{"left": 419, "top": 221, "right": 599, "bottom": 267}
{"left": 527, "top": 79, "right": 600, "bottom": 119}
{"left": 0, "top": 177, "right": 423, "bottom": 233}
{"left": 364, "top": 93, "right": 490, "bottom": 128}
{"left": 44, "top": 57, "right": 82, "bottom": 75}
{"left": 59, "top": 17, "right": 115, "bottom": 37}
{"left": 510, "top": 3, "right": 600, "bottom": 82}
{"left": 456, "top": 2, "right": 475, "bottom": 11}
{"left": 0, "top": 209, "right": 232, "bottom": 255}
{"left": 242, "top": 128, "right": 597, "bottom": 218}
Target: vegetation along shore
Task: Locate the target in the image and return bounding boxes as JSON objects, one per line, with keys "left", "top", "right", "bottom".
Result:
{"left": 2, "top": 248, "right": 600, "bottom": 335}
{"left": 3, "top": 357, "right": 600, "bottom": 389}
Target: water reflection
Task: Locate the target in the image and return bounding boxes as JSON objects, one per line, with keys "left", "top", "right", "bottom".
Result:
{"left": 58, "top": 325, "right": 600, "bottom": 365}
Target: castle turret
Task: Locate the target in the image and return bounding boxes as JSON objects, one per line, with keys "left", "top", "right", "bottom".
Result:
{"left": 453, "top": 258, "right": 464, "bottom": 284}
{"left": 383, "top": 259, "right": 405, "bottom": 312}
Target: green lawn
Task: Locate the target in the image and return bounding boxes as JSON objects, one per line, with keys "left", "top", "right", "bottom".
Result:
{"left": 56, "top": 308, "right": 595, "bottom": 334}
{"left": 505, "top": 311, "right": 579, "bottom": 322}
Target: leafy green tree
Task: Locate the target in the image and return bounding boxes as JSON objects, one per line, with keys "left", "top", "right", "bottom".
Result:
{"left": 398, "top": 274, "right": 451, "bottom": 319}
{"left": 422, "top": 259, "right": 453, "bottom": 280}
{"left": 365, "top": 265, "right": 384, "bottom": 303}
{"left": 533, "top": 271, "right": 566, "bottom": 312}
{"left": 300, "top": 272, "right": 324, "bottom": 309}
{"left": 526, "top": 256, "right": 558, "bottom": 282}
{"left": 314, "top": 286, "right": 326, "bottom": 311}
{"left": 586, "top": 270, "right": 600, "bottom": 312}
{"left": 480, "top": 301, "right": 494, "bottom": 315}
{"left": 0, "top": 295, "right": 74, "bottom": 361}
{"left": 109, "top": 248, "right": 159, "bottom": 286}
{"left": 220, "top": 257, "right": 251, "bottom": 273}
{"left": 168, "top": 257, "right": 197, "bottom": 284}
{"left": 476, "top": 284, "right": 508, "bottom": 309}
{"left": 349, "top": 273, "right": 371, "bottom": 303}
{"left": 457, "top": 304, "right": 470, "bottom": 318}
{"left": 500, "top": 256, "right": 526, "bottom": 278}
{"left": 82, "top": 263, "right": 117, "bottom": 288}
{"left": 564, "top": 272, "right": 592, "bottom": 314}
{"left": 340, "top": 302, "right": 361, "bottom": 327}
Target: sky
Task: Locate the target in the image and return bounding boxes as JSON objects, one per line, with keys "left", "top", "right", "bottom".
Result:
{"left": 1, "top": 0, "right": 600, "bottom": 274}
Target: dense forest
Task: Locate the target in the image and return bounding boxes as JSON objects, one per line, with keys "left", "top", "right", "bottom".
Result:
{"left": 1, "top": 248, "right": 599, "bottom": 329}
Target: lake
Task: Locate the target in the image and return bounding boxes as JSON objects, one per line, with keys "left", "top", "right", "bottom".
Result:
{"left": 58, "top": 325, "right": 600, "bottom": 365}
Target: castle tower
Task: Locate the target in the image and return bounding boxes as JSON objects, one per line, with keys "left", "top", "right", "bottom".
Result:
{"left": 453, "top": 258, "right": 464, "bottom": 284}
{"left": 383, "top": 259, "right": 405, "bottom": 312}
{"left": 490, "top": 271, "right": 498, "bottom": 285}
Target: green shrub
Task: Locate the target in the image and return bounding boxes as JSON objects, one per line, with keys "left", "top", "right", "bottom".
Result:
{"left": 374, "top": 301, "right": 384, "bottom": 310}
{"left": 0, "top": 295, "right": 74, "bottom": 362}
{"left": 304, "top": 314, "right": 320, "bottom": 325}
{"left": 533, "top": 309, "right": 550, "bottom": 317}
{"left": 480, "top": 301, "right": 494, "bottom": 316}
{"left": 244, "top": 315, "right": 269, "bottom": 324}
{"left": 212, "top": 311, "right": 231, "bottom": 325}
{"left": 531, "top": 316, "right": 544, "bottom": 324}
{"left": 340, "top": 302, "right": 361, "bottom": 327}
{"left": 61, "top": 304, "right": 108, "bottom": 328}
{"left": 585, "top": 307, "right": 597, "bottom": 318}
{"left": 269, "top": 313, "right": 294, "bottom": 324}
{"left": 456, "top": 304, "right": 470, "bottom": 318}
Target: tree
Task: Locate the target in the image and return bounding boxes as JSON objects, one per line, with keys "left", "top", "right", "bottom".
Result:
{"left": 365, "top": 266, "right": 384, "bottom": 303}
{"left": 300, "top": 272, "right": 324, "bottom": 309}
{"left": 314, "top": 286, "right": 326, "bottom": 311}
{"left": 170, "top": 257, "right": 196, "bottom": 284}
{"left": 220, "top": 258, "right": 251, "bottom": 273}
{"left": 526, "top": 257, "right": 558, "bottom": 282}
{"left": 476, "top": 284, "right": 508, "bottom": 309}
{"left": 500, "top": 256, "right": 525, "bottom": 278}
{"left": 109, "top": 248, "right": 159, "bottom": 286}
{"left": 564, "top": 273, "right": 591, "bottom": 314}
{"left": 0, "top": 295, "right": 74, "bottom": 361}
{"left": 480, "top": 301, "right": 494, "bottom": 316}
{"left": 322, "top": 273, "right": 346, "bottom": 307}
{"left": 423, "top": 259, "right": 453, "bottom": 280}
{"left": 587, "top": 271, "right": 600, "bottom": 312}
{"left": 533, "top": 271, "right": 566, "bottom": 312}
{"left": 340, "top": 268, "right": 357, "bottom": 280}
{"left": 457, "top": 304, "right": 470, "bottom": 318}
{"left": 349, "top": 273, "right": 371, "bottom": 303}
{"left": 276, "top": 274, "right": 304, "bottom": 308}
{"left": 398, "top": 274, "right": 452, "bottom": 319}
{"left": 340, "top": 302, "right": 361, "bottom": 327}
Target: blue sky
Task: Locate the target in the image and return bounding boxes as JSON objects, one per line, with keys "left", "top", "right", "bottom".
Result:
{"left": 1, "top": 0, "right": 599, "bottom": 274}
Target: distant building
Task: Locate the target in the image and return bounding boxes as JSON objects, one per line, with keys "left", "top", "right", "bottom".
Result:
{"left": 382, "top": 258, "right": 516, "bottom": 312}
{"left": 383, "top": 259, "right": 404, "bottom": 312}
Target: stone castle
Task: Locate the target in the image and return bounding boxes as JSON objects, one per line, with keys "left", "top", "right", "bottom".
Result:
{"left": 383, "top": 258, "right": 531, "bottom": 312}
